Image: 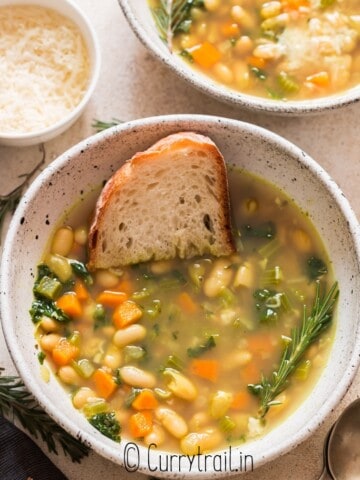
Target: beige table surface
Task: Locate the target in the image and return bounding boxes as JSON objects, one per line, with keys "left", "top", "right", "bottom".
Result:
{"left": 0, "top": 0, "right": 359, "bottom": 478}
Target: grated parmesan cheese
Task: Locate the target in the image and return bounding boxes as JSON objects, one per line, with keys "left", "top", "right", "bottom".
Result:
{"left": 0, "top": 5, "right": 90, "bottom": 134}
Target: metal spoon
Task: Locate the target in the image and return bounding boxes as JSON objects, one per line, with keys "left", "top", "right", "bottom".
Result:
{"left": 319, "top": 398, "right": 360, "bottom": 479}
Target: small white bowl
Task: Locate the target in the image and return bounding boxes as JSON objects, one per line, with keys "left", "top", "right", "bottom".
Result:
{"left": 118, "top": 0, "right": 360, "bottom": 116}
{"left": 2, "top": 115, "right": 360, "bottom": 476}
{"left": 0, "top": 0, "right": 101, "bottom": 147}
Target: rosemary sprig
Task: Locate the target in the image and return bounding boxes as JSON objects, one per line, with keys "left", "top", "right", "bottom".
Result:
{"left": 0, "top": 145, "right": 45, "bottom": 239}
{"left": 0, "top": 368, "right": 90, "bottom": 462}
{"left": 151, "top": 0, "right": 204, "bottom": 51}
{"left": 92, "top": 118, "right": 122, "bottom": 132}
{"left": 249, "top": 280, "right": 339, "bottom": 418}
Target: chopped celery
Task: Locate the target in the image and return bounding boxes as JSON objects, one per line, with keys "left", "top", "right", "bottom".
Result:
{"left": 93, "top": 304, "right": 108, "bottom": 330}
{"left": 131, "top": 288, "right": 151, "bottom": 300}
{"left": 262, "top": 265, "right": 282, "bottom": 286}
{"left": 219, "top": 287, "right": 237, "bottom": 307}
{"left": 145, "top": 299, "right": 162, "bottom": 318}
{"left": 72, "top": 359, "right": 95, "bottom": 379}
{"left": 34, "top": 275, "right": 62, "bottom": 300}
{"left": 280, "top": 292, "right": 292, "bottom": 313}
{"left": 68, "top": 331, "right": 80, "bottom": 347}
{"left": 294, "top": 359, "right": 311, "bottom": 381}
{"left": 124, "top": 388, "right": 141, "bottom": 408}
{"left": 165, "top": 355, "right": 184, "bottom": 371}
{"left": 219, "top": 415, "right": 236, "bottom": 433}
{"left": 277, "top": 71, "right": 299, "bottom": 94}
{"left": 83, "top": 399, "right": 108, "bottom": 417}
{"left": 233, "top": 316, "right": 254, "bottom": 331}
{"left": 258, "top": 238, "right": 281, "bottom": 259}
{"left": 124, "top": 345, "right": 146, "bottom": 362}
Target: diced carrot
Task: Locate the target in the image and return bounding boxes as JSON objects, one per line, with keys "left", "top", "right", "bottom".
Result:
{"left": 132, "top": 389, "right": 159, "bottom": 410}
{"left": 129, "top": 411, "right": 153, "bottom": 438}
{"left": 112, "top": 300, "right": 143, "bottom": 329}
{"left": 56, "top": 292, "right": 82, "bottom": 317}
{"left": 52, "top": 338, "right": 79, "bottom": 366}
{"left": 96, "top": 290, "right": 128, "bottom": 307}
{"left": 241, "top": 362, "right": 261, "bottom": 383}
{"left": 220, "top": 22, "right": 240, "bottom": 38}
{"left": 74, "top": 279, "right": 89, "bottom": 301}
{"left": 189, "top": 359, "right": 219, "bottom": 382}
{"left": 231, "top": 390, "right": 253, "bottom": 410}
{"left": 177, "top": 292, "right": 199, "bottom": 315}
{"left": 306, "top": 71, "right": 330, "bottom": 87}
{"left": 246, "top": 55, "right": 266, "bottom": 70}
{"left": 282, "top": 0, "right": 309, "bottom": 10}
{"left": 115, "top": 279, "right": 134, "bottom": 295}
{"left": 190, "top": 42, "right": 221, "bottom": 69}
{"left": 93, "top": 368, "right": 117, "bottom": 399}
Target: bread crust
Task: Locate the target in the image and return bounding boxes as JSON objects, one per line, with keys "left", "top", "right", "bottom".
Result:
{"left": 88, "top": 132, "right": 235, "bottom": 270}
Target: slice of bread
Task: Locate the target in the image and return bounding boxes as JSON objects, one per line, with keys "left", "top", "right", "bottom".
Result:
{"left": 87, "top": 131, "right": 235, "bottom": 269}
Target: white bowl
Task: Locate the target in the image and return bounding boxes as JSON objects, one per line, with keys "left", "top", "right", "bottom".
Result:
{"left": 0, "top": 0, "right": 101, "bottom": 147}
{"left": 118, "top": 0, "right": 360, "bottom": 116}
{"left": 2, "top": 115, "right": 360, "bottom": 477}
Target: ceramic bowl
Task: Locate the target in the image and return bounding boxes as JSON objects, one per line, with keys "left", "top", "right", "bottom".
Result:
{"left": 0, "top": 0, "right": 101, "bottom": 147}
{"left": 1, "top": 115, "right": 360, "bottom": 477}
{"left": 118, "top": 0, "right": 360, "bottom": 116}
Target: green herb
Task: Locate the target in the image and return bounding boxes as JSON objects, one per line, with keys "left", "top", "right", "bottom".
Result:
{"left": 0, "top": 369, "right": 89, "bottom": 461}
{"left": 179, "top": 49, "right": 194, "bottom": 62}
{"left": 307, "top": 256, "right": 328, "bottom": 280}
{"left": 124, "top": 345, "right": 147, "bottom": 362}
{"left": 92, "top": 118, "right": 122, "bottom": 132}
{"left": 124, "top": 388, "right": 142, "bottom": 408}
{"left": 30, "top": 298, "right": 70, "bottom": 324}
{"left": 93, "top": 304, "right": 108, "bottom": 330}
{"left": 241, "top": 221, "right": 276, "bottom": 239}
{"left": 70, "top": 260, "right": 93, "bottom": 286}
{"left": 37, "top": 352, "right": 46, "bottom": 365}
{"left": 151, "top": 0, "right": 205, "bottom": 51}
{"left": 187, "top": 335, "right": 216, "bottom": 357}
{"left": 248, "top": 281, "right": 339, "bottom": 417}
{"left": 114, "top": 368, "right": 123, "bottom": 385}
{"left": 249, "top": 66, "right": 268, "bottom": 81}
{"left": 88, "top": 411, "right": 121, "bottom": 442}
{"left": 0, "top": 147, "right": 45, "bottom": 241}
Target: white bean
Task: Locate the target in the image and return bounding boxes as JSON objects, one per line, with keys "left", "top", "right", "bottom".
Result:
{"left": 95, "top": 269, "right": 120, "bottom": 289}
{"left": 155, "top": 407, "right": 188, "bottom": 439}
{"left": 119, "top": 366, "right": 156, "bottom": 388}
{"left": 234, "top": 36, "right": 253, "bottom": 55}
{"left": 51, "top": 227, "right": 74, "bottom": 257}
{"left": 72, "top": 387, "right": 96, "bottom": 409}
{"left": 203, "top": 259, "right": 233, "bottom": 297}
{"left": 144, "top": 424, "right": 166, "bottom": 447}
{"left": 58, "top": 366, "right": 81, "bottom": 385}
{"left": 253, "top": 42, "right": 285, "bottom": 60}
{"left": 40, "top": 333, "right": 61, "bottom": 352}
{"left": 210, "top": 391, "right": 233, "bottom": 419}
{"left": 213, "top": 63, "right": 234, "bottom": 84}
{"left": 163, "top": 368, "right": 197, "bottom": 401}
{"left": 45, "top": 253, "right": 72, "bottom": 282}
{"left": 113, "top": 324, "right": 147, "bottom": 348}
{"left": 204, "top": 0, "right": 220, "bottom": 11}
{"left": 233, "top": 262, "right": 255, "bottom": 288}
{"left": 40, "top": 316, "right": 59, "bottom": 333}
{"left": 74, "top": 226, "right": 88, "bottom": 245}
{"left": 180, "top": 430, "right": 222, "bottom": 455}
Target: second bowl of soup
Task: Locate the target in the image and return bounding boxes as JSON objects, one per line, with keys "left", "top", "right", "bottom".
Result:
{"left": 2, "top": 115, "right": 360, "bottom": 476}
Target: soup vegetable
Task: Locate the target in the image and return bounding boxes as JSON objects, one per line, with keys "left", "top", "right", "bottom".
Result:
{"left": 149, "top": 0, "right": 360, "bottom": 100}
{"left": 31, "top": 169, "right": 338, "bottom": 453}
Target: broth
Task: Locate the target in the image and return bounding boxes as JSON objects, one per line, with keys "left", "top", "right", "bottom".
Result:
{"left": 32, "top": 168, "right": 336, "bottom": 453}
{"left": 149, "top": 0, "right": 360, "bottom": 100}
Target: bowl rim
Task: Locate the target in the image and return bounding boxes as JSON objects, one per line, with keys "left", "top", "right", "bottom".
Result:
{"left": 118, "top": 0, "right": 360, "bottom": 116}
{"left": 0, "top": 0, "right": 101, "bottom": 141}
{"left": 2, "top": 114, "right": 360, "bottom": 476}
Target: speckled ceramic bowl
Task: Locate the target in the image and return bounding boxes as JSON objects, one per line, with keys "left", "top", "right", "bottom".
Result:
{"left": 118, "top": 0, "right": 360, "bottom": 116}
{"left": 1, "top": 115, "right": 360, "bottom": 477}
{"left": 0, "top": 0, "right": 101, "bottom": 147}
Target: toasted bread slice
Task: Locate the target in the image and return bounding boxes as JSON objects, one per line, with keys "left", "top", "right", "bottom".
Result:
{"left": 87, "top": 132, "right": 235, "bottom": 269}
